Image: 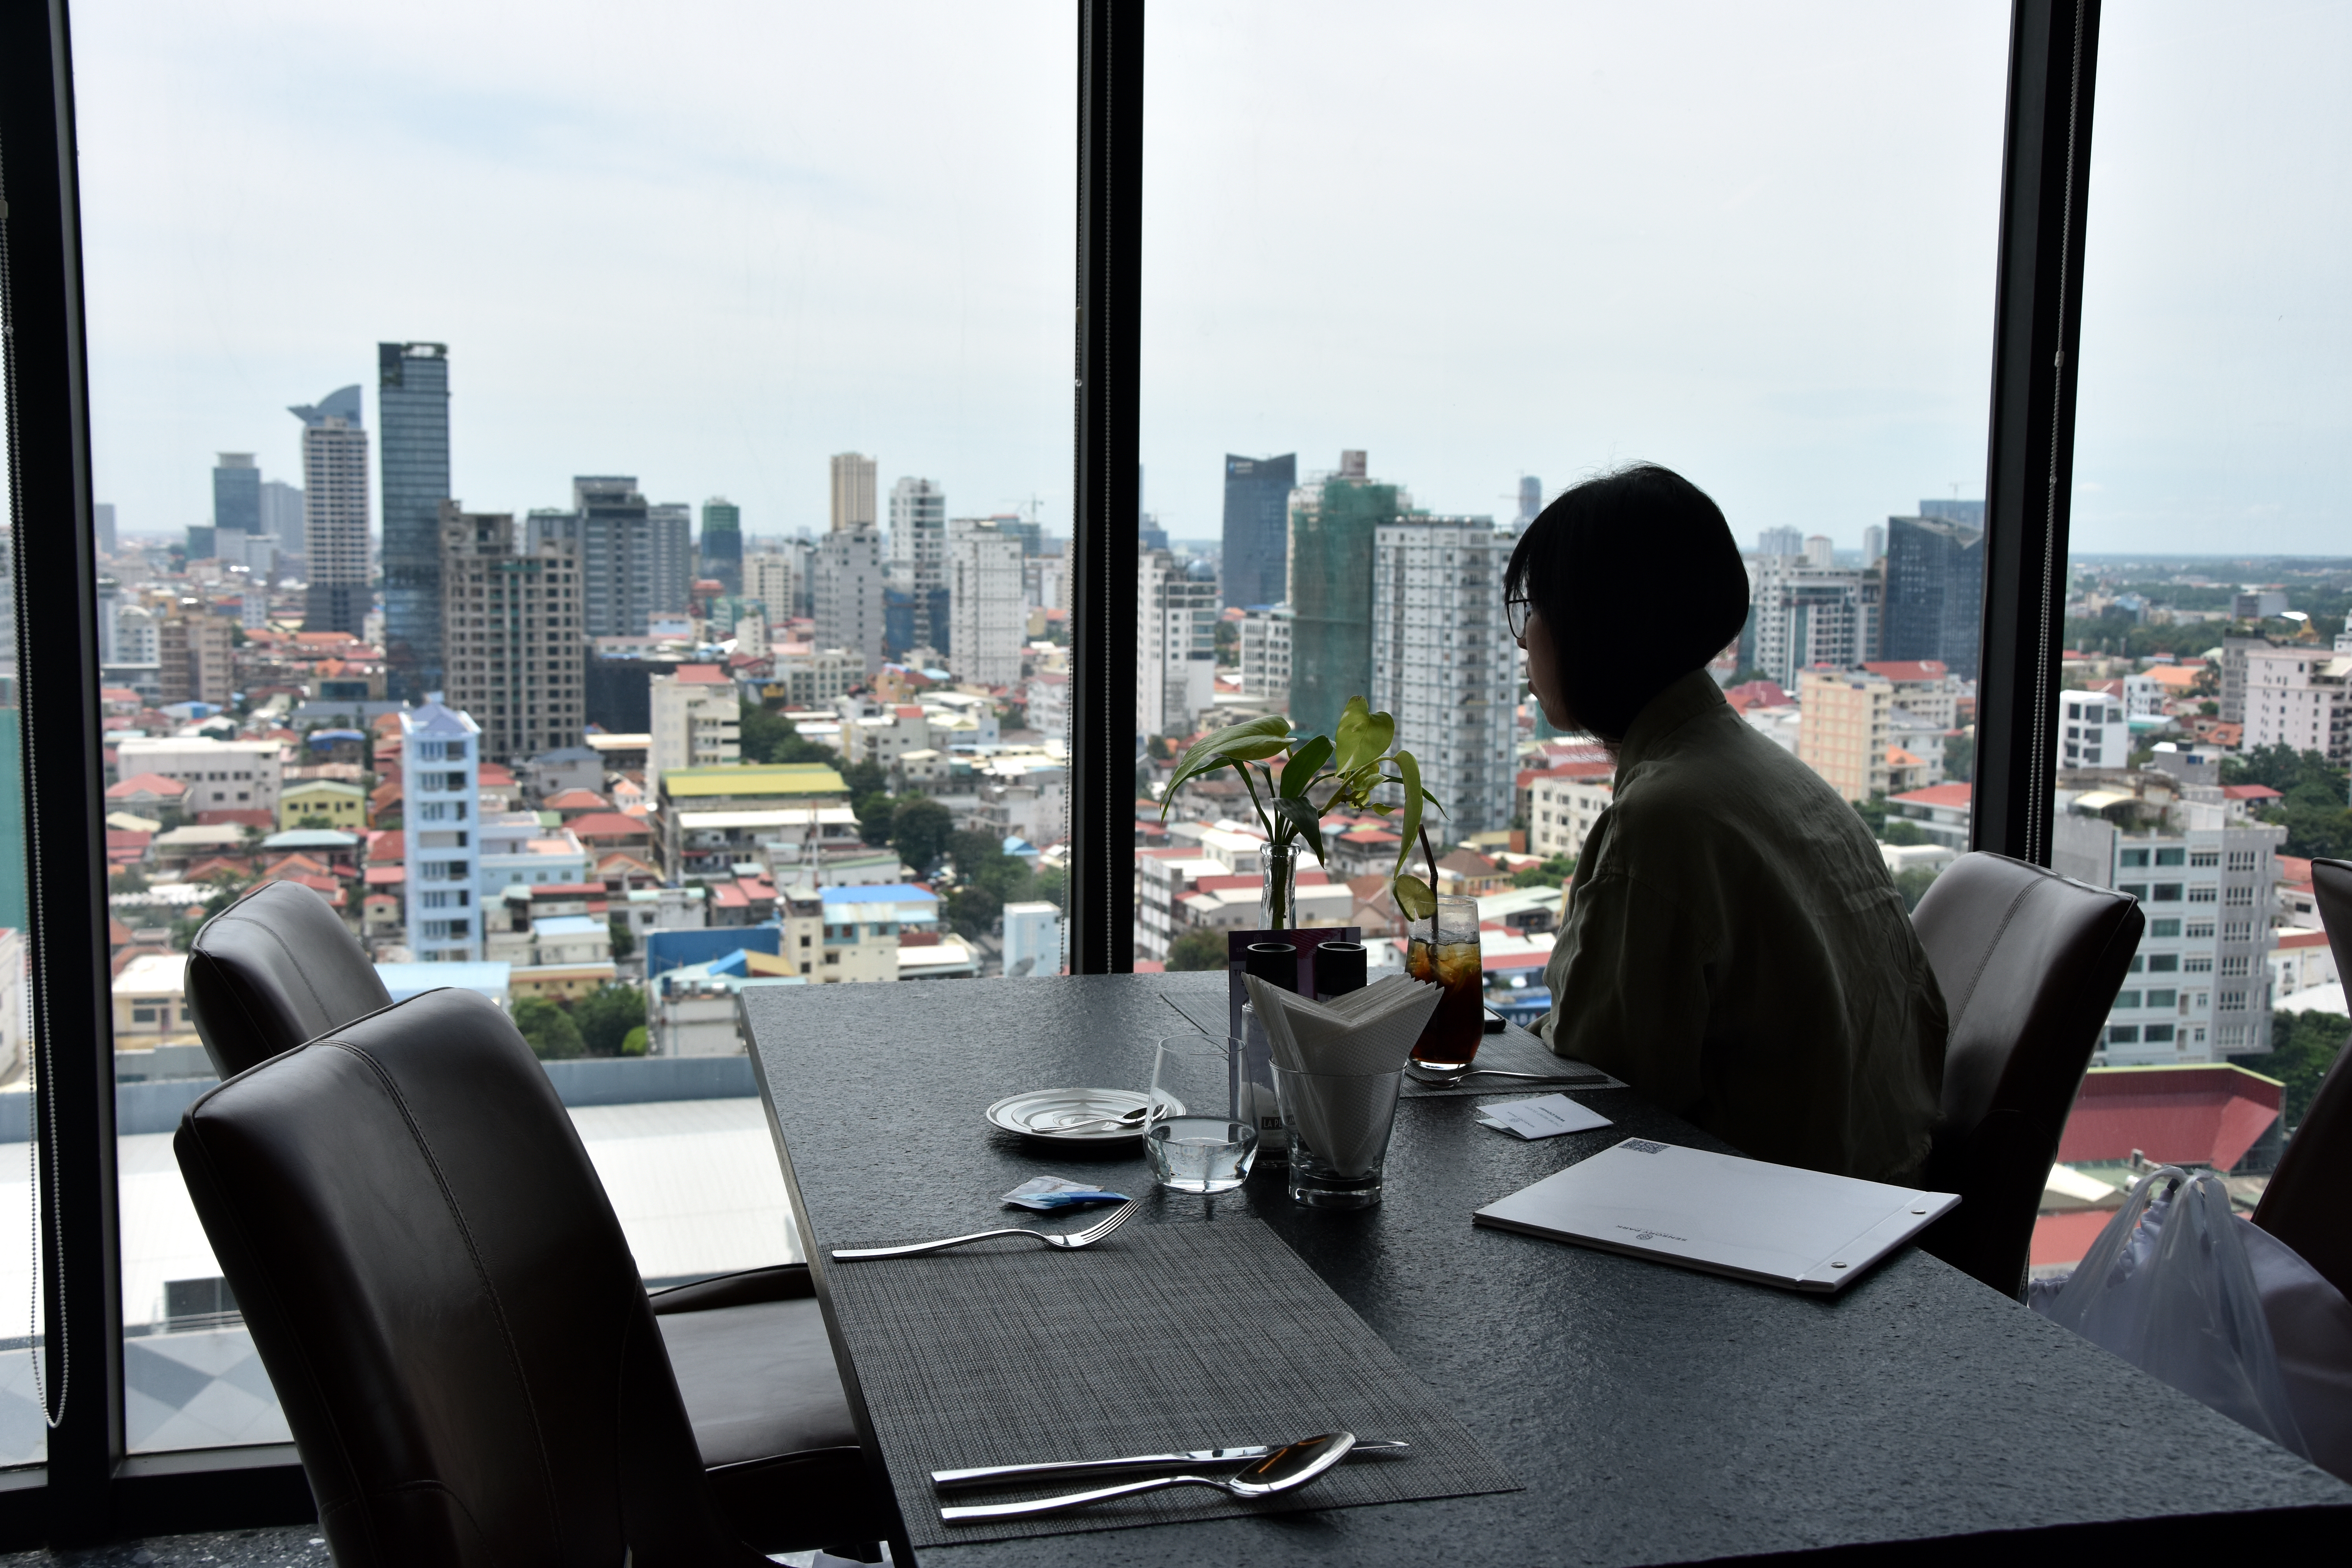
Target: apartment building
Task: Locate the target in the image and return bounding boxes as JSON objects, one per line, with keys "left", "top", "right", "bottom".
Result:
{"left": 1370, "top": 515, "right": 1517, "bottom": 835}
{"left": 1524, "top": 764, "right": 1615, "bottom": 861}
{"left": 116, "top": 736, "right": 283, "bottom": 816}
{"left": 439, "top": 504, "right": 585, "bottom": 764}
{"left": 400, "top": 698, "right": 483, "bottom": 962}
{"left": 2241, "top": 644, "right": 2350, "bottom": 763}
{"left": 648, "top": 664, "right": 741, "bottom": 801}
{"left": 2056, "top": 688, "right": 2131, "bottom": 771}
{"left": 1797, "top": 668, "right": 1893, "bottom": 802}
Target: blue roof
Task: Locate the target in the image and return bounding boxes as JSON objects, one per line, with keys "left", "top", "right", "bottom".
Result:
{"left": 261, "top": 829, "right": 360, "bottom": 849}
{"left": 818, "top": 884, "right": 938, "bottom": 905}
{"left": 532, "top": 915, "right": 605, "bottom": 936}
{"left": 307, "top": 728, "right": 367, "bottom": 745}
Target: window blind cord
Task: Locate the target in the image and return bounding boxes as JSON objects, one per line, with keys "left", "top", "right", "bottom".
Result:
{"left": 0, "top": 142, "right": 69, "bottom": 1429}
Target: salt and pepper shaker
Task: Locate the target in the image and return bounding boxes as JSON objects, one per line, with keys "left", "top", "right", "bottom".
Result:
{"left": 1313, "top": 940, "right": 1368, "bottom": 1002}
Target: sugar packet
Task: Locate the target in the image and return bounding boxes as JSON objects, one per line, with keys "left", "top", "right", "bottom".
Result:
{"left": 1002, "top": 1175, "right": 1130, "bottom": 1210}
{"left": 1475, "top": 1094, "right": 1613, "bottom": 1141}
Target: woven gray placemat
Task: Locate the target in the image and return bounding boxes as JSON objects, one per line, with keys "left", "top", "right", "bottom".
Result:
{"left": 1157, "top": 987, "right": 1622, "bottom": 1097}
{"left": 825, "top": 1217, "right": 1520, "bottom": 1547}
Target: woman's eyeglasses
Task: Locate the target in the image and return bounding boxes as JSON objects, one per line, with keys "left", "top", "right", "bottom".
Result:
{"left": 1506, "top": 596, "right": 1535, "bottom": 639}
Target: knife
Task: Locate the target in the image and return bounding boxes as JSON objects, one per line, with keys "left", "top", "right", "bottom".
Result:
{"left": 932, "top": 1437, "right": 1410, "bottom": 1489}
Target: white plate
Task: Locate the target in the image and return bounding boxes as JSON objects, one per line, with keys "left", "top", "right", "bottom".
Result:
{"left": 985, "top": 1087, "right": 1185, "bottom": 1143}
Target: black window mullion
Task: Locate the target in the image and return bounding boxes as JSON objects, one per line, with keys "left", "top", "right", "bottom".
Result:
{"left": 1068, "top": 0, "right": 1143, "bottom": 973}
{"left": 1974, "top": 0, "right": 2102, "bottom": 865}
{"left": 0, "top": 0, "right": 127, "bottom": 1539}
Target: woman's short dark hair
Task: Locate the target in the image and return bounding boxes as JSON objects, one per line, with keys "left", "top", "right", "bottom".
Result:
{"left": 1505, "top": 464, "right": 1749, "bottom": 740}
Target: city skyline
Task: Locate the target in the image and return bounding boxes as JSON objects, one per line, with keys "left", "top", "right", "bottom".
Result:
{"left": 71, "top": 3, "right": 2352, "bottom": 565}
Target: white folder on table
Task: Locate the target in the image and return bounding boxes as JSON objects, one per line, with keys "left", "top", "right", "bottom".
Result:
{"left": 1474, "top": 1138, "right": 1960, "bottom": 1294}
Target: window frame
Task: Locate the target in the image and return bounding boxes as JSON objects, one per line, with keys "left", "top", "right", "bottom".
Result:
{"left": 0, "top": 0, "right": 2103, "bottom": 1544}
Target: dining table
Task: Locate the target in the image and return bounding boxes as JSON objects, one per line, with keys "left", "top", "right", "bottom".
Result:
{"left": 741, "top": 972, "right": 2352, "bottom": 1565}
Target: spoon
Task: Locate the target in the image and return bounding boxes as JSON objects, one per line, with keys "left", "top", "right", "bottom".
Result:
{"left": 939, "top": 1432, "right": 1357, "bottom": 1521}
{"left": 1041, "top": 1100, "right": 1166, "bottom": 1131}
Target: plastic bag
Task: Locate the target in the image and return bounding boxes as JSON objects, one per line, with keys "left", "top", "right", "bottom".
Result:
{"left": 2033, "top": 1165, "right": 2309, "bottom": 1460}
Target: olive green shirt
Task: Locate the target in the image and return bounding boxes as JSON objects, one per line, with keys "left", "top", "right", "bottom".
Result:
{"left": 1538, "top": 670, "right": 1946, "bottom": 1183}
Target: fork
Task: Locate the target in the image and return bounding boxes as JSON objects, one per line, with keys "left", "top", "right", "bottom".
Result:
{"left": 832, "top": 1200, "right": 1137, "bottom": 1261}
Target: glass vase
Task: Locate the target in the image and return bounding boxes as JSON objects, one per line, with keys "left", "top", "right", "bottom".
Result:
{"left": 1259, "top": 842, "right": 1298, "bottom": 930}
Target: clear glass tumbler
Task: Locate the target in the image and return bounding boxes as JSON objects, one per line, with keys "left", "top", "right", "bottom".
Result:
{"left": 1407, "top": 894, "right": 1485, "bottom": 1072}
{"left": 1145, "top": 1034, "right": 1259, "bottom": 1194}
{"left": 1272, "top": 1063, "right": 1405, "bottom": 1208}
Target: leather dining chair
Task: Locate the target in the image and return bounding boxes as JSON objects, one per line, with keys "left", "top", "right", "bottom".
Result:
{"left": 184, "top": 879, "right": 395, "bottom": 1078}
{"left": 1909, "top": 852, "right": 2144, "bottom": 1298}
{"left": 180, "top": 886, "right": 880, "bottom": 1555}
{"left": 177, "top": 986, "right": 880, "bottom": 1565}
{"left": 2252, "top": 857, "right": 2352, "bottom": 1301}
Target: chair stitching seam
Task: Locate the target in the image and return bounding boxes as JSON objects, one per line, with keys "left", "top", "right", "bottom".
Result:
{"left": 318, "top": 1038, "right": 571, "bottom": 1547}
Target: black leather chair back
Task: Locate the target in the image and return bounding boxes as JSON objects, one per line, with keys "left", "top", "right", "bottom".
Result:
{"left": 1910, "top": 852, "right": 2144, "bottom": 1297}
{"left": 184, "top": 879, "right": 392, "bottom": 1078}
{"left": 175, "top": 987, "right": 767, "bottom": 1566}
{"left": 2254, "top": 857, "right": 2352, "bottom": 1301}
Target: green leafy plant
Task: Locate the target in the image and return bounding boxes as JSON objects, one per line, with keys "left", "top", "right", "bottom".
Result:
{"left": 1160, "top": 697, "right": 1445, "bottom": 922}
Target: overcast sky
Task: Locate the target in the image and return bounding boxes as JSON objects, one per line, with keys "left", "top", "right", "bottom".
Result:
{"left": 68, "top": 0, "right": 2349, "bottom": 558}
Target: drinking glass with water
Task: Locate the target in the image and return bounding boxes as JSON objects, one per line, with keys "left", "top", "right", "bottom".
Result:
{"left": 1145, "top": 1034, "right": 1258, "bottom": 1194}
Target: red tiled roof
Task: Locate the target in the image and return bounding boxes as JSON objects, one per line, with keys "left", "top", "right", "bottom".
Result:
{"left": 2221, "top": 784, "right": 2282, "bottom": 801}
{"left": 567, "top": 811, "right": 652, "bottom": 840}
{"left": 1859, "top": 661, "right": 1948, "bottom": 683}
{"left": 2279, "top": 855, "right": 2312, "bottom": 885}
{"left": 195, "top": 809, "right": 274, "bottom": 829}
{"left": 1886, "top": 746, "right": 1925, "bottom": 767}
{"left": 2054, "top": 1065, "right": 2281, "bottom": 1171}
{"left": 674, "top": 663, "right": 728, "bottom": 684}
{"left": 1892, "top": 783, "right": 1973, "bottom": 809}
{"left": 107, "top": 772, "right": 187, "bottom": 798}
{"left": 543, "top": 789, "right": 611, "bottom": 811}
{"left": 710, "top": 884, "right": 750, "bottom": 908}
{"left": 363, "top": 865, "right": 405, "bottom": 886}
{"left": 2276, "top": 929, "right": 2331, "bottom": 951}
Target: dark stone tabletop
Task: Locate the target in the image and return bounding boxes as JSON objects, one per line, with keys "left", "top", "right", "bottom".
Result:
{"left": 743, "top": 974, "right": 2351, "bottom": 1565}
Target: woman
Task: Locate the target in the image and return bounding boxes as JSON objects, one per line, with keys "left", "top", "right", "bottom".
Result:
{"left": 1512, "top": 465, "right": 1944, "bottom": 1183}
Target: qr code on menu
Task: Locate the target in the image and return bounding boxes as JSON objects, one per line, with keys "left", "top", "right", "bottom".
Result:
{"left": 1620, "top": 1139, "right": 1669, "bottom": 1154}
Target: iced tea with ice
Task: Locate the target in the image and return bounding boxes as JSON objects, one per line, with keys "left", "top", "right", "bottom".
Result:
{"left": 1406, "top": 896, "right": 1484, "bottom": 1071}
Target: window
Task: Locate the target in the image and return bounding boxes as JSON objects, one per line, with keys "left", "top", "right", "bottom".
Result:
{"left": 2118, "top": 884, "right": 2148, "bottom": 901}
{"left": 2146, "top": 989, "right": 2177, "bottom": 1009}
{"left": 2114, "top": 991, "right": 2142, "bottom": 1010}
{"left": 2152, "top": 883, "right": 2181, "bottom": 903}
{"left": 2108, "top": 1025, "right": 2141, "bottom": 1045}
{"left": 2118, "top": 848, "right": 2151, "bottom": 867}
{"left": 2187, "top": 884, "right": 2218, "bottom": 904}
{"left": 2154, "top": 848, "right": 2184, "bottom": 867}
{"left": 2188, "top": 849, "right": 2219, "bottom": 868}
{"left": 2150, "top": 919, "right": 2180, "bottom": 938}
{"left": 2145, "top": 1024, "right": 2176, "bottom": 1044}
{"left": 2147, "top": 953, "right": 2178, "bottom": 973}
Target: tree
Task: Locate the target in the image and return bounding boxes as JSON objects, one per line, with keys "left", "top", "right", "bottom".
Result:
{"left": 513, "top": 996, "right": 585, "bottom": 1059}
{"left": 842, "top": 759, "right": 889, "bottom": 799}
{"left": 1510, "top": 854, "right": 1576, "bottom": 889}
{"left": 1167, "top": 928, "right": 1228, "bottom": 971}
{"left": 1944, "top": 733, "right": 1975, "bottom": 784}
{"left": 296, "top": 814, "right": 335, "bottom": 830}
{"left": 890, "top": 797, "right": 955, "bottom": 875}
{"left": 608, "top": 915, "right": 637, "bottom": 961}
{"left": 739, "top": 704, "right": 838, "bottom": 766}
{"left": 1893, "top": 866, "right": 1942, "bottom": 911}
{"left": 1723, "top": 667, "right": 1775, "bottom": 688}
{"left": 2223, "top": 746, "right": 2352, "bottom": 859}
{"left": 2237, "top": 1010, "right": 2348, "bottom": 1129}
{"left": 620, "top": 1025, "right": 649, "bottom": 1057}
{"left": 572, "top": 983, "right": 646, "bottom": 1058}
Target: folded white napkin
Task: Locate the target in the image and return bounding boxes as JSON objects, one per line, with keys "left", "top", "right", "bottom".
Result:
{"left": 1244, "top": 973, "right": 1443, "bottom": 1076}
{"left": 1243, "top": 975, "right": 1440, "bottom": 1177}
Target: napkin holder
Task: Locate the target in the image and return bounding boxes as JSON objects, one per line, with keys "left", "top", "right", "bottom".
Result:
{"left": 1227, "top": 927, "right": 1358, "bottom": 1160}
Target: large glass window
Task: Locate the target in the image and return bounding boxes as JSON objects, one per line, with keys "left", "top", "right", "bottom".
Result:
{"left": 2032, "top": 0, "right": 2352, "bottom": 1278}
{"left": 71, "top": 0, "right": 1073, "bottom": 1452}
{"left": 1136, "top": 1, "right": 2008, "bottom": 985}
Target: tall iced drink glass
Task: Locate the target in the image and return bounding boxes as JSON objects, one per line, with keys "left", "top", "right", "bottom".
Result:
{"left": 1406, "top": 895, "right": 1484, "bottom": 1072}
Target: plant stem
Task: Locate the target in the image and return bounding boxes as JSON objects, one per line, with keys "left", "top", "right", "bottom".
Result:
{"left": 1419, "top": 825, "right": 1439, "bottom": 891}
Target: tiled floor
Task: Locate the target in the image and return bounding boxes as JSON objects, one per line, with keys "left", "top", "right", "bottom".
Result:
{"left": 0, "top": 1528, "right": 328, "bottom": 1565}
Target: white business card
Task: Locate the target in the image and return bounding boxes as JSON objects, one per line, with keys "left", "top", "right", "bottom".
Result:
{"left": 1476, "top": 1094, "right": 1614, "bottom": 1141}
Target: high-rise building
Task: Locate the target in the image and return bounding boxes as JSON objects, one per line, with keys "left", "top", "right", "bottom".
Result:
{"left": 155, "top": 606, "right": 233, "bottom": 710}
{"left": 813, "top": 524, "right": 885, "bottom": 671}
{"left": 1741, "top": 556, "right": 1876, "bottom": 690}
{"left": 401, "top": 698, "right": 484, "bottom": 963}
{"left": 1863, "top": 523, "right": 1886, "bottom": 567}
{"left": 2241, "top": 645, "right": 2351, "bottom": 764}
{"left": 699, "top": 497, "right": 743, "bottom": 593}
{"left": 92, "top": 502, "right": 117, "bottom": 555}
{"left": 830, "top": 453, "right": 877, "bottom": 532}
{"left": 948, "top": 517, "right": 1024, "bottom": 688}
{"left": 1240, "top": 603, "right": 1292, "bottom": 707}
{"left": 1882, "top": 514, "right": 1985, "bottom": 680}
{"left": 648, "top": 664, "right": 741, "bottom": 802}
{"left": 1370, "top": 516, "right": 1517, "bottom": 834}
{"left": 1286, "top": 454, "right": 1399, "bottom": 740}
{"left": 1804, "top": 534, "right": 1835, "bottom": 569}
{"left": 744, "top": 552, "right": 795, "bottom": 622}
{"left": 1138, "top": 550, "right": 1220, "bottom": 738}
{"left": 1756, "top": 526, "right": 1804, "bottom": 557}
{"left": 2054, "top": 688, "right": 2131, "bottom": 770}
{"left": 379, "top": 343, "right": 452, "bottom": 698}
{"left": 1919, "top": 498, "right": 1986, "bottom": 527}
{"left": 2054, "top": 806, "right": 2283, "bottom": 1064}
{"left": 260, "top": 479, "right": 303, "bottom": 542}
{"left": 528, "top": 477, "right": 694, "bottom": 639}
{"left": 290, "top": 385, "right": 369, "bottom": 636}
{"left": 1797, "top": 668, "right": 1893, "bottom": 802}
{"left": 888, "top": 477, "right": 947, "bottom": 649}
{"left": 1515, "top": 475, "right": 1543, "bottom": 529}
{"left": 213, "top": 453, "right": 260, "bottom": 538}
{"left": 1220, "top": 453, "right": 1296, "bottom": 611}
{"left": 438, "top": 503, "right": 584, "bottom": 764}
